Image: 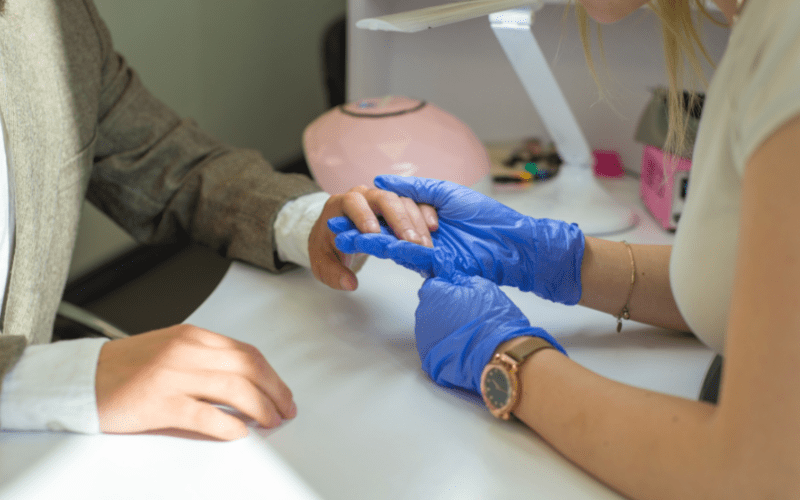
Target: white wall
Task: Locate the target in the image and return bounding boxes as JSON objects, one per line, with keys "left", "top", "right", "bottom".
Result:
{"left": 348, "top": 1, "right": 730, "bottom": 177}
{"left": 69, "top": 0, "right": 345, "bottom": 279}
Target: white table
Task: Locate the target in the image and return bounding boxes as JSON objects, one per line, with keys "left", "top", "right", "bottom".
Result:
{"left": 0, "top": 177, "right": 715, "bottom": 499}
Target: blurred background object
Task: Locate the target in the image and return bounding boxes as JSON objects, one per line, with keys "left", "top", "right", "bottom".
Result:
{"left": 635, "top": 88, "right": 705, "bottom": 230}
{"left": 303, "top": 96, "right": 490, "bottom": 193}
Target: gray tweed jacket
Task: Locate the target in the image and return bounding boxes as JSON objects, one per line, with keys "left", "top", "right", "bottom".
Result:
{"left": 0, "top": 0, "right": 320, "bottom": 391}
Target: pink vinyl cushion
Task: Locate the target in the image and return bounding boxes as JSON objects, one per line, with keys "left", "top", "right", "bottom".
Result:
{"left": 303, "top": 96, "right": 489, "bottom": 194}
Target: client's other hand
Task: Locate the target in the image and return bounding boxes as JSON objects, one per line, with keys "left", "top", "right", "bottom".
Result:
{"left": 95, "top": 324, "right": 296, "bottom": 440}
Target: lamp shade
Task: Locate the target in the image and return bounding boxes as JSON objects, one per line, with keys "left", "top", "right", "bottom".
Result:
{"left": 302, "top": 96, "right": 489, "bottom": 194}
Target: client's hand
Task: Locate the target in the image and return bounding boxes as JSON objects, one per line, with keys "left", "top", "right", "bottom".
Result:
{"left": 309, "top": 184, "right": 438, "bottom": 291}
{"left": 330, "top": 176, "right": 585, "bottom": 305}
{"left": 95, "top": 324, "right": 295, "bottom": 441}
{"left": 415, "top": 273, "right": 566, "bottom": 395}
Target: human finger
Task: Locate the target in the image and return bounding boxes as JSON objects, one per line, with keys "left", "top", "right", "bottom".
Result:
{"left": 221, "top": 341, "right": 296, "bottom": 420}
{"left": 186, "top": 371, "right": 284, "bottom": 429}
{"left": 186, "top": 332, "right": 297, "bottom": 420}
{"left": 401, "top": 196, "right": 433, "bottom": 247}
{"left": 309, "top": 205, "right": 360, "bottom": 290}
{"left": 327, "top": 216, "right": 358, "bottom": 235}
{"left": 336, "top": 187, "right": 381, "bottom": 234}
{"left": 357, "top": 188, "right": 423, "bottom": 246}
{"left": 374, "top": 175, "right": 449, "bottom": 206}
{"left": 177, "top": 398, "right": 250, "bottom": 441}
{"left": 419, "top": 203, "right": 439, "bottom": 232}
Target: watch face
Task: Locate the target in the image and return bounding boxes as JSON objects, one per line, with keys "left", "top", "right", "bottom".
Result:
{"left": 483, "top": 366, "right": 512, "bottom": 411}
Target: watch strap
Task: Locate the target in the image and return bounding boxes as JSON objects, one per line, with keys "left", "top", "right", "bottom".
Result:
{"left": 503, "top": 336, "right": 555, "bottom": 366}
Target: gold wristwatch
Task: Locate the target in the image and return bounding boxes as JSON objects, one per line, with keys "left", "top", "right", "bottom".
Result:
{"left": 481, "top": 337, "right": 555, "bottom": 420}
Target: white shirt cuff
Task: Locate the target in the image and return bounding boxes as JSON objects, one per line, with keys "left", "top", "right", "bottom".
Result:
{"left": 0, "top": 337, "right": 108, "bottom": 433}
{"left": 274, "top": 192, "right": 330, "bottom": 269}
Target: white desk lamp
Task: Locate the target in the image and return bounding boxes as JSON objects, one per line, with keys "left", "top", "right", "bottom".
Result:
{"left": 357, "top": 0, "right": 637, "bottom": 235}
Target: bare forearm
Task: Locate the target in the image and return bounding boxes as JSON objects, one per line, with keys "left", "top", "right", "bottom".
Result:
{"left": 579, "top": 237, "right": 690, "bottom": 332}
{"left": 515, "top": 348, "right": 722, "bottom": 500}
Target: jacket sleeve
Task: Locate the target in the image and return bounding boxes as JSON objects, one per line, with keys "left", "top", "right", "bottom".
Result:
{"left": 84, "top": 2, "right": 322, "bottom": 273}
{"left": 0, "top": 336, "right": 26, "bottom": 384}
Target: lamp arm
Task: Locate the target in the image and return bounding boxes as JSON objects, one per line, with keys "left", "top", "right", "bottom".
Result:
{"left": 355, "top": 0, "right": 543, "bottom": 33}
{"left": 489, "top": 8, "right": 593, "bottom": 167}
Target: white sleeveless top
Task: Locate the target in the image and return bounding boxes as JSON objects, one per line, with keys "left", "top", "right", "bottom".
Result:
{"left": 670, "top": 0, "right": 800, "bottom": 354}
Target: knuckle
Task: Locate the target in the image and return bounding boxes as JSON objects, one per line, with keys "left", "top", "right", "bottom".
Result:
{"left": 227, "top": 343, "right": 267, "bottom": 373}
{"left": 176, "top": 324, "right": 211, "bottom": 342}
{"left": 376, "top": 189, "right": 399, "bottom": 202}
{"left": 219, "top": 373, "right": 250, "bottom": 395}
{"left": 328, "top": 193, "right": 346, "bottom": 205}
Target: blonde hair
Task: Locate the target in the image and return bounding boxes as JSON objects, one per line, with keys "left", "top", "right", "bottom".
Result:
{"left": 574, "top": 0, "right": 725, "bottom": 157}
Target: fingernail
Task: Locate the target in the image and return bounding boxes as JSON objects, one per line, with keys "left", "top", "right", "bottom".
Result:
{"left": 404, "top": 229, "right": 420, "bottom": 243}
{"left": 339, "top": 275, "right": 356, "bottom": 291}
{"left": 287, "top": 402, "right": 297, "bottom": 419}
{"left": 366, "top": 220, "right": 380, "bottom": 233}
{"left": 422, "top": 236, "right": 433, "bottom": 248}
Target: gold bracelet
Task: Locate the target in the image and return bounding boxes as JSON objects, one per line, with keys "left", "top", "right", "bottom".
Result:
{"left": 616, "top": 241, "right": 636, "bottom": 332}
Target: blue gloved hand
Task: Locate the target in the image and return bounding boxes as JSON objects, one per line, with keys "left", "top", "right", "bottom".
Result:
{"left": 415, "top": 273, "right": 566, "bottom": 395}
{"left": 328, "top": 175, "right": 585, "bottom": 305}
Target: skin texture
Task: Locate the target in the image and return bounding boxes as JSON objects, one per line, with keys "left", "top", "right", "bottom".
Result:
{"left": 578, "top": 239, "right": 689, "bottom": 332}
{"left": 95, "top": 185, "right": 437, "bottom": 439}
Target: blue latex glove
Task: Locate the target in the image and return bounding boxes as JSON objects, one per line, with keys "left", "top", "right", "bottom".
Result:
{"left": 415, "top": 273, "right": 566, "bottom": 395}
{"left": 329, "top": 175, "right": 585, "bottom": 305}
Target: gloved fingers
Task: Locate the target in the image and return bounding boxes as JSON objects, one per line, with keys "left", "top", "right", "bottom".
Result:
{"left": 333, "top": 229, "right": 424, "bottom": 259}
{"left": 346, "top": 232, "right": 397, "bottom": 259}
{"left": 374, "top": 175, "right": 453, "bottom": 208}
{"left": 337, "top": 232, "right": 435, "bottom": 277}
{"left": 375, "top": 175, "right": 514, "bottom": 224}
{"left": 329, "top": 217, "right": 396, "bottom": 237}
{"left": 327, "top": 216, "right": 357, "bottom": 234}
{"left": 416, "top": 274, "right": 475, "bottom": 308}
{"left": 333, "top": 229, "right": 394, "bottom": 256}
{"left": 415, "top": 277, "right": 457, "bottom": 357}
{"left": 333, "top": 229, "right": 361, "bottom": 254}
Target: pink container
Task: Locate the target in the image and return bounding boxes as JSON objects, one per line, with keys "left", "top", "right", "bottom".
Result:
{"left": 593, "top": 150, "right": 624, "bottom": 178}
{"left": 640, "top": 145, "right": 691, "bottom": 230}
{"left": 302, "top": 96, "right": 489, "bottom": 194}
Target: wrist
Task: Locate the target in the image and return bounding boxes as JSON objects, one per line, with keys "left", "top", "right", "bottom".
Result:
{"left": 492, "top": 335, "right": 536, "bottom": 359}
{"left": 481, "top": 335, "right": 558, "bottom": 420}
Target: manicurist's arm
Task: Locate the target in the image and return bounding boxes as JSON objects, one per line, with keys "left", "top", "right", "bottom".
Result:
{"left": 508, "top": 116, "right": 800, "bottom": 500}
{"left": 579, "top": 239, "right": 690, "bottom": 332}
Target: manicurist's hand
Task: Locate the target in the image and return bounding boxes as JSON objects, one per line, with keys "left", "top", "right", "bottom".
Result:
{"left": 95, "top": 324, "right": 296, "bottom": 441}
{"left": 308, "top": 184, "right": 438, "bottom": 291}
{"left": 415, "top": 273, "right": 566, "bottom": 395}
{"left": 330, "top": 176, "right": 585, "bottom": 305}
